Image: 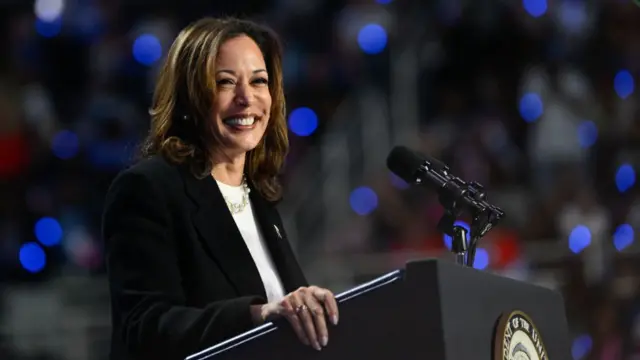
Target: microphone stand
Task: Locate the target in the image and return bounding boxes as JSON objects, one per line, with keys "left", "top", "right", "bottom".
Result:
{"left": 437, "top": 198, "right": 469, "bottom": 267}
{"left": 436, "top": 182, "right": 504, "bottom": 267}
{"left": 452, "top": 224, "right": 468, "bottom": 266}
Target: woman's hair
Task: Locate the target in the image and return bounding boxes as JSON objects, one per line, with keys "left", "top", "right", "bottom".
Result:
{"left": 140, "top": 17, "right": 288, "bottom": 202}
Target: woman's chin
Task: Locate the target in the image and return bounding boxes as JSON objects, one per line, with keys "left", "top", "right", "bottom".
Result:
{"left": 223, "top": 139, "right": 262, "bottom": 155}
{"left": 216, "top": 126, "right": 266, "bottom": 156}
{"left": 239, "top": 143, "right": 260, "bottom": 153}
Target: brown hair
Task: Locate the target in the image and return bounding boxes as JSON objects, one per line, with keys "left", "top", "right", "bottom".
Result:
{"left": 140, "top": 17, "right": 288, "bottom": 201}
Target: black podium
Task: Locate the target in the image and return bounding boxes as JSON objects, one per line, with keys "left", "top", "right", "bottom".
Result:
{"left": 186, "top": 259, "right": 571, "bottom": 360}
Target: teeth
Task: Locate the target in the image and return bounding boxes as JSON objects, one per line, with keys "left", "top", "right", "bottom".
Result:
{"left": 225, "top": 117, "right": 255, "bottom": 126}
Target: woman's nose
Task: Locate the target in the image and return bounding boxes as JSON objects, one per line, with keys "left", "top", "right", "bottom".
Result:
{"left": 233, "top": 83, "right": 251, "bottom": 106}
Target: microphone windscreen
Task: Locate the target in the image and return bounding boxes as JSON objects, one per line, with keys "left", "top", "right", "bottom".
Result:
{"left": 386, "top": 146, "right": 425, "bottom": 183}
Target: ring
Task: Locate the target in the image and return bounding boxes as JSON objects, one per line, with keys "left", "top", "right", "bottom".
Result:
{"left": 295, "top": 305, "right": 308, "bottom": 313}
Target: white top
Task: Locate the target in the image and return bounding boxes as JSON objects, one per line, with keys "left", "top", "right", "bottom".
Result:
{"left": 216, "top": 181, "right": 286, "bottom": 303}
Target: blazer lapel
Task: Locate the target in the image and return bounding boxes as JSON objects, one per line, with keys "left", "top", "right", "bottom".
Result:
{"left": 181, "top": 169, "right": 267, "bottom": 299}
{"left": 248, "top": 184, "right": 308, "bottom": 293}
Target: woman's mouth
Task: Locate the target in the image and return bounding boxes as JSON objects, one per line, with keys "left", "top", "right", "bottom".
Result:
{"left": 223, "top": 116, "right": 257, "bottom": 130}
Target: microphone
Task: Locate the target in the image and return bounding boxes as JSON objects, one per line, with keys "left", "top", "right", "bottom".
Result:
{"left": 386, "top": 146, "right": 505, "bottom": 245}
{"left": 387, "top": 146, "right": 456, "bottom": 195}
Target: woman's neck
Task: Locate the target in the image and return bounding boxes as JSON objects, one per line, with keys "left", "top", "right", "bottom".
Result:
{"left": 211, "top": 151, "right": 246, "bottom": 186}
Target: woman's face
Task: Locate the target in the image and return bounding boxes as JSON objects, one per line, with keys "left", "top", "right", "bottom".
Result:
{"left": 211, "top": 35, "right": 271, "bottom": 157}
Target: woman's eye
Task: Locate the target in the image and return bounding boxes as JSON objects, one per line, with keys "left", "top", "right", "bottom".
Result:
{"left": 216, "top": 79, "right": 234, "bottom": 85}
{"left": 253, "top": 77, "right": 269, "bottom": 85}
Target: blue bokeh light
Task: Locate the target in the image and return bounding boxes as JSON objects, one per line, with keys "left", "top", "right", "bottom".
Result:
{"left": 613, "top": 224, "right": 634, "bottom": 251}
{"left": 34, "top": 217, "right": 63, "bottom": 247}
{"left": 19, "top": 242, "right": 47, "bottom": 273}
{"left": 571, "top": 334, "right": 592, "bottom": 360}
{"left": 132, "top": 34, "right": 162, "bottom": 66}
{"left": 389, "top": 172, "right": 409, "bottom": 189}
{"left": 614, "top": 70, "right": 634, "bottom": 99}
{"left": 519, "top": 93, "right": 544, "bottom": 123}
{"left": 559, "top": 1, "right": 587, "bottom": 33}
{"left": 288, "top": 107, "right": 318, "bottom": 136}
{"left": 52, "top": 130, "right": 80, "bottom": 159}
{"left": 569, "top": 225, "right": 591, "bottom": 254}
{"left": 349, "top": 186, "right": 378, "bottom": 216}
{"left": 473, "top": 248, "right": 489, "bottom": 270}
{"left": 87, "top": 140, "right": 135, "bottom": 171}
{"left": 577, "top": 121, "right": 598, "bottom": 148}
{"left": 523, "top": 0, "right": 548, "bottom": 18}
{"left": 376, "top": 0, "right": 392, "bottom": 4}
{"left": 35, "top": 17, "right": 62, "bottom": 38}
{"left": 443, "top": 221, "right": 470, "bottom": 250}
{"left": 357, "top": 23, "right": 387, "bottom": 55}
{"left": 615, "top": 164, "right": 636, "bottom": 193}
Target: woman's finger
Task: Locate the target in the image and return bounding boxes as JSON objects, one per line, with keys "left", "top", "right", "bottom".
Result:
{"left": 303, "top": 290, "right": 328, "bottom": 347}
{"left": 312, "top": 287, "right": 339, "bottom": 325}
{"left": 280, "top": 296, "right": 309, "bottom": 346}
{"left": 292, "top": 289, "right": 321, "bottom": 351}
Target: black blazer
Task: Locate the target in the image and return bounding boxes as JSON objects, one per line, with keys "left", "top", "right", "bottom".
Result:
{"left": 102, "top": 156, "right": 308, "bottom": 360}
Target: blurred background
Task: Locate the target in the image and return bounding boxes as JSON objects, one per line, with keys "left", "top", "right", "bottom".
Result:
{"left": 0, "top": 0, "right": 639, "bottom": 359}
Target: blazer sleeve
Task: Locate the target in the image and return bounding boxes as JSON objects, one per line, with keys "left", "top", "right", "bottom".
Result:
{"left": 103, "top": 169, "right": 266, "bottom": 360}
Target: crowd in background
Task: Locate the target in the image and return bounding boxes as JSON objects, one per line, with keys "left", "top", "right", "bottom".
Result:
{"left": 1, "top": 0, "right": 640, "bottom": 359}
{"left": 364, "top": 2, "right": 640, "bottom": 359}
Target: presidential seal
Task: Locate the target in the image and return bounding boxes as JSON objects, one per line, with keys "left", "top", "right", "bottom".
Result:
{"left": 494, "top": 311, "right": 548, "bottom": 360}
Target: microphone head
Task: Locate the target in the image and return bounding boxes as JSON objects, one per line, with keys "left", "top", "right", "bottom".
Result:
{"left": 386, "top": 146, "right": 425, "bottom": 183}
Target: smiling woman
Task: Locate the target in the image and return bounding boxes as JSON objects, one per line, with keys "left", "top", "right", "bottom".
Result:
{"left": 140, "top": 17, "right": 288, "bottom": 200}
{"left": 103, "top": 17, "right": 339, "bottom": 360}
{"left": 212, "top": 36, "right": 273, "bottom": 160}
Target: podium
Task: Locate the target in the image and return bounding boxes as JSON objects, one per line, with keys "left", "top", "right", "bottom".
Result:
{"left": 187, "top": 259, "right": 571, "bottom": 360}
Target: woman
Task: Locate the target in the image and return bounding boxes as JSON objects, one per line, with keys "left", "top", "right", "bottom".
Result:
{"left": 102, "top": 17, "right": 338, "bottom": 360}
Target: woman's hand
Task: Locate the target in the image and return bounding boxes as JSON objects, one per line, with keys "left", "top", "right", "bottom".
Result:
{"left": 254, "top": 286, "right": 339, "bottom": 351}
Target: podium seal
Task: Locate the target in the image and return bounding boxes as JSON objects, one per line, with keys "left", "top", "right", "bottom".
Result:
{"left": 494, "top": 311, "right": 548, "bottom": 360}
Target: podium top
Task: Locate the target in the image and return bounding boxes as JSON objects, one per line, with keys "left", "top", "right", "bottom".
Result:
{"left": 186, "top": 270, "right": 403, "bottom": 360}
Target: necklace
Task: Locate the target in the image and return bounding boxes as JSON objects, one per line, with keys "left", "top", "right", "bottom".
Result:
{"left": 224, "top": 176, "right": 251, "bottom": 214}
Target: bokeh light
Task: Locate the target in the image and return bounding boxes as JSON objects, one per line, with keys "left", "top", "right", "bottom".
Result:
{"left": 349, "top": 186, "right": 378, "bottom": 215}
{"left": 34, "top": 217, "right": 63, "bottom": 247}
{"left": 494, "top": 233, "right": 520, "bottom": 269}
{"left": 613, "top": 224, "right": 634, "bottom": 251}
{"left": 577, "top": 121, "right": 597, "bottom": 148}
{"left": 569, "top": 225, "right": 591, "bottom": 254}
{"left": 389, "top": 172, "right": 409, "bottom": 189}
{"left": 519, "top": 93, "right": 544, "bottom": 123}
{"left": 443, "top": 220, "right": 470, "bottom": 250}
{"left": 52, "top": 130, "right": 80, "bottom": 159}
{"left": 288, "top": 107, "right": 318, "bottom": 136}
{"left": 473, "top": 248, "right": 489, "bottom": 270}
{"left": 559, "top": 0, "right": 587, "bottom": 33}
{"left": 132, "top": 34, "right": 162, "bottom": 66}
{"left": 615, "top": 164, "right": 636, "bottom": 193}
{"left": 376, "top": 0, "right": 392, "bottom": 4}
{"left": 64, "top": 227, "right": 103, "bottom": 270}
{"left": 523, "top": 0, "right": 547, "bottom": 18}
{"left": 571, "top": 334, "right": 592, "bottom": 360}
{"left": 34, "top": 0, "right": 65, "bottom": 22}
{"left": 19, "top": 242, "right": 47, "bottom": 273}
{"left": 357, "top": 23, "right": 387, "bottom": 55}
{"left": 35, "top": 17, "right": 62, "bottom": 38}
{"left": 614, "top": 70, "right": 634, "bottom": 99}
